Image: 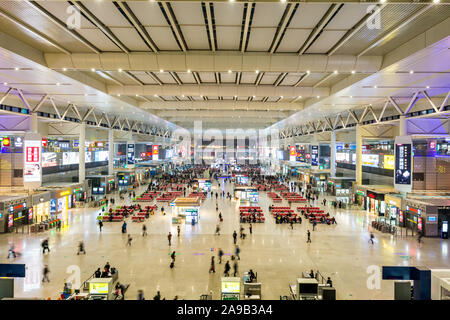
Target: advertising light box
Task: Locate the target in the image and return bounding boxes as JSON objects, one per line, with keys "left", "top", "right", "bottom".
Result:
{"left": 42, "top": 152, "right": 57, "bottom": 168}
{"left": 152, "top": 145, "right": 159, "bottom": 161}
{"left": 384, "top": 155, "right": 395, "bottom": 170}
{"left": 221, "top": 280, "right": 240, "bottom": 293}
{"left": 394, "top": 136, "right": 413, "bottom": 192}
{"left": 89, "top": 282, "right": 109, "bottom": 294}
{"left": 24, "top": 140, "right": 41, "bottom": 182}
{"left": 362, "top": 154, "right": 379, "bottom": 168}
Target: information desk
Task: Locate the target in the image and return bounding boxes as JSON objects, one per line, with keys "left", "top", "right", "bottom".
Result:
{"left": 87, "top": 278, "right": 114, "bottom": 300}
{"left": 171, "top": 197, "right": 201, "bottom": 224}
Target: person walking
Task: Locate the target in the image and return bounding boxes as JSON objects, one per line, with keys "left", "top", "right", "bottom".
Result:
{"left": 235, "top": 245, "right": 240, "bottom": 260}
{"left": 209, "top": 256, "right": 216, "bottom": 273}
{"left": 218, "top": 212, "right": 223, "bottom": 222}
{"left": 168, "top": 232, "right": 173, "bottom": 246}
{"left": 142, "top": 224, "right": 147, "bottom": 237}
{"left": 127, "top": 234, "right": 133, "bottom": 246}
{"left": 42, "top": 265, "right": 50, "bottom": 283}
{"left": 369, "top": 233, "right": 375, "bottom": 244}
{"left": 177, "top": 225, "right": 181, "bottom": 237}
{"left": 138, "top": 290, "right": 145, "bottom": 300}
{"left": 98, "top": 219, "right": 103, "bottom": 232}
{"left": 122, "top": 221, "right": 127, "bottom": 234}
{"left": 233, "top": 260, "right": 239, "bottom": 277}
{"left": 418, "top": 232, "right": 424, "bottom": 244}
{"left": 77, "top": 241, "right": 86, "bottom": 255}
{"left": 215, "top": 225, "right": 221, "bottom": 236}
{"left": 7, "top": 244, "right": 18, "bottom": 259}
{"left": 249, "top": 223, "right": 252, "bottom": 235}
{"left": 290, "top": 220, "right": 294, "bottom": 230}
{"left": 224, "top": 261, "right": 231, "bottom": 277}
{"left": 233, "top": 230, "right": 237, "bottom": 244}
{"left": 313, "top": 220, "right": 317, "bottom": 231}
{"left": 171, "top": 251, "right": 176, "bottom": 262}
{"left": 218, "top": 248, "right": 224, "bottom": 264}
{"left": 42, "top": 239, "right": 50, "bottom": 254}
{"left": 307, "top": 230, "right": 312, "bottom": 243}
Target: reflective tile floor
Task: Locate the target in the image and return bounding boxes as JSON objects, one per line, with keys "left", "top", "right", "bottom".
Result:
{"left": 0, "top": 180, "right": 448, "bottom": 300}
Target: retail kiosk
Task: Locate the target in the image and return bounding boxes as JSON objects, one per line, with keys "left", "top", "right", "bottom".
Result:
{"left": 171, "top": 197, "right": 201, "bottom": 225}
{"left": 86, "top": 278, "right": 115, "bottom": 300}
{"left": 233, "top": 186, "right": 259, "bottom": 204}
{"left": 0, "top": 195, "right": 31, "bottom": 233}
{"left": 193, "top": 179, "right": 212, "bottom": 192}
{"left": 221, "top": 277, "right": 241, "bottom": 300}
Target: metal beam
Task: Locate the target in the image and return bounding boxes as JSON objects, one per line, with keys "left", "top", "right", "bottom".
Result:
{"left": 160, "top": 2, "right": 187, "bottom": 52}
{"left": 240, "top": 3, "right": 254, "bottom": 53}
{"left": 205, "top": 2, "right": 216, "bottom": 52}
{"left": 72, "top": 1, "right": 129, "bottom": 53}
{"left": 269, "top": 3, "right": 297, "bottom": 54}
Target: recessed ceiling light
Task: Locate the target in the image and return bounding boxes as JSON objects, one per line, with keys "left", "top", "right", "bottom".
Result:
{"left": 56, "top": 82, "right": 60, "bottom": 86}
{"left": 409, "top": 70, "right": 414, "bottom": 74}
{"left": 350, "top": 96, "right": 353, "bottom": 98}
{"left": 228, "top": 70, "right": 232, "bottom": 73}
{"left": 3, "top": 82, "right": 7, "bottom": 86}
{"left": 255, "top": 70, "right": 259, "bottom": 74}
{"left": 298, "top": 96, "right": 302, "bottom": 99}
{"left": 67, "top": 101, "right": 71, "bottom": 104}
{"left": 426, "top": 86, "right": 430, "bottom": 89}
{"left": 159, "top": 69, "right": 164, "bottom": 73}
{"left": 91, "top": 68, "right": 96, "bottom": 72}
{"left": 84, "top": 93, "right": 88, "bottom": 96}
{"left": 306, "top": 70, "right": 310, "bottom": 74}
{"left": 229, "top": 0, "right": 235, "bottom": 2}
{"left": 374, "top": 85, "right": 377, "bottom": 88}
{"left": 280, "top": 96, "right": 283, "bottom": 99}
{"left": 280, "top": 0, "right": 286, "bottom": 2}
{"left": 62, "top": 68, "right": 67, "bottom": 71}
{"left": 135, "top": 94, "right": 138, "bottom": 97}
{"left": 154, "top": 94, "right": 157, "bottom": 97}
{"left": 234, "top": 95, "right": 237, "bottom": 98}
{"left": 187, "top": 69, "right": 191, "bottom": 73}
{"left": 333, "top": 70, "right": 338, "bottom": 74}
{"left": 252, "top": 95, "right": 256, "bottom": 98}
{"left": 433, "top": 0, "right": 440, "bottom": 3}
{"left": 181, "top": 94, "right": 185, "bottom": 97}
{"left": 380, "top": 0, "right": 386, "bottom": 3}
{"left": 200, "top": 95, "right": 203, "bottom": 98}
{"left": 118, "top": 68, "right": 122, "bottom": 72}
{"left": 117, "top": 94, "right": 121, "bottom": 97}
{"left": 317, "top": 96, "right": 320, "bottom": 99}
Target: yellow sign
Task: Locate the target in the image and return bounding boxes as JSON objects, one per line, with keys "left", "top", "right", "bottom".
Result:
{"left": 384, "top": 155, "right": 395, "bottom": 170}
{"left": 221, "top": 281, "right": 240, "bottom": 293}
{"left": 59, "top": 190, "right": 71, "bottom": 197}
{"left": 89, "top": 282, "right": 109, "bottom": 294}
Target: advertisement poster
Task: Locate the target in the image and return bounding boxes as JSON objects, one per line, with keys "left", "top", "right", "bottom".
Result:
{"left": 362, "top": 154, "right": 379, "bottom": 168}
{"left": 311, "top": 145, "right": 319, "bottom": 166}
{"left": 289, "top": 146, "right": 296, "bottom": 162}
{"left": 127, "top": 144, "right": 135, "bottom": 165}
{"left": 95, "top": 150, "right": 109, "bottom": 162}
{"left": 24, "top": 140, "right": 41, "bottom": 182}
{"left": 384, "top": 155, "right": 395, "bottom": 170}
{"left": 152, "top": 145, "right": 159, "bottom": 161}
{"left": 42, "top": 152, "right": 57, "bottom": 168}
{"left": 394, "top": 136, "right": 413, "bottom": 192}
{"left": 62, "top": 152, "right": 78, "bottom": 165}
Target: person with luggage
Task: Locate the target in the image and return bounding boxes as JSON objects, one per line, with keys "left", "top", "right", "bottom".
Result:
{"left": 209, "top": 256, "right": 216, "bottom": 273}
{"left": 369, "top": 233, "right": 375, "bottom": 244}
{"left": 77, "top": 241, "right": 86, "bottom": 255}
{"left": 42, "top": 238, "right": 50, "bottom": 254}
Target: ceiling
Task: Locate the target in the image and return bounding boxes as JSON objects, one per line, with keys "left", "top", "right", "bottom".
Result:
{"left": 0, "top": 0, "right": 448, "bottom": 132}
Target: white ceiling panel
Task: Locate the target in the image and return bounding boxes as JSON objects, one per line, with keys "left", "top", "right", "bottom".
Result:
{"left": 252, "top": 3, "right": 287, "bottom": 27}
{"left": 216, "top": 26, "right": 241, "bottom": 50}
{"left": 220, "top": 72, "right": 237, "bottom": 83}
{"left": 157, "top": 73, "right": 178, "bottom": 84}
{"left": 38, "top": 2, "right": 95, "bottom": 29}
{"left": 247, "top": 28, "right": 277, "bottom": 52}
{"left": 161, "top": 96, "right": 177, "bottom": 101}
{"left": 181, "top": 26, "right": 209, "bottom": 50}
{"left": 276, "top": 29, "right": 311, "bottom": 52}
{"left": 177, "top": 72, "right": 197, "bottom": 84}
{"left": 171, "top": 2, "right": 205, "bottom": 25}
{"left": 208, "top": 96, "right": 219, "bottom": 100}
{"left": 241, "top": 72, "right": 258, "bottom": 84}
{"left": 299, "top": 73, "right": 328, "bottom": 86}
{"left": 266, "top": 97, "right": 280, "bottom": 102}
{"left": 110, "top": 28, "right": 149, "bottom": 51}
{"left": 280, "top": 73, "right": 305, "bottom": 86}
{"left": 145, "top": 27, "right": 180, "bottom": 50}
{"left": 214, "top": 3, "right": 245, "bottom": 25}
{"left": 76, "top": 29, "right": 121, "bottom": 51}
{"left": 105, "top": 71, "right": 137, "bottom": 85}
{"left": 222, "top": 96, "right": 235, "bottom": 100}
{"left": 237, "top": 97, "right": 249, "bottom": 101}
{"left": 260, "top": 73, "right": 280, "bottom": 85}
{"left": 127, "top": 2, "right": 168, "bottom": 26}
{"left": 199, "top": 72, "right": 216, "bottom": 83}
{"left": 289, "top": 3, "right": 331, "bottom": 28}
{"left": 131, "top": 72, "right": 158, "bottom": 85}
{"left": 325, "top": 4, "right": 372, "bottom": 30}
{"left": 305, "top": 30, "right": 347, "bottom": 54}
{"left": 82, "top": 1, "right": 129, "bottom": 27}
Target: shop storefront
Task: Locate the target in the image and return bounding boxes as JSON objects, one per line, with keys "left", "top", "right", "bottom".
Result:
{"left": 354, "top": 187, "right": 366, "bottom": 207}
{"left": 384, "top": 194, "right": 405, "bottom": 227}
{"left": 405, "top": 198, "right": 450, "bottom": 237}
{"left": 171, "top": 197, "right": 201, "bottom": 225}
{"left": 51, "top": 188, "right": 72, "bottom": 226}
{"left": 327, "top": 177, "right": 354, "bottom": 204}
{"left": 0, "top": 195, "right": 31, "bottom": 233}
{"left": 31, "top": 192, "right": 51, "bottom": 224}
{"left": 366, "top": 190, "right": 386, "bottom": 216}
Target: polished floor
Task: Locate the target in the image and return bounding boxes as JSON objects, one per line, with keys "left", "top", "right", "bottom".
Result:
{"left": 1, "top": 179, "right": 448, "bottom": 300}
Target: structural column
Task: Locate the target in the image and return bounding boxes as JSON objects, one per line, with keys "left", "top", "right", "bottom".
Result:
{"left": 330, "top": 130, "right": 336, "bottom": 177}
{"left": 79, "top": 122, "right": 86, "bottom": 183}
{"left": 30, "top": 112, "right": 38, "bottom": 134}
{"left": 108, "top": 129, "right": 114, "bottom": 175}
{"left": 399, "top": 115, "right": 407, "bottom": 136}
{"left": 355, "top": 124, "right": 362, "bottom": 185}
